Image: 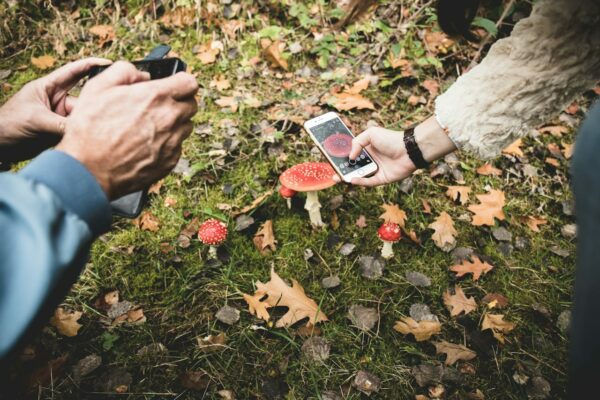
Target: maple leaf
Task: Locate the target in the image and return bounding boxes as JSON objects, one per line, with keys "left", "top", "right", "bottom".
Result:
{"left": 394, "top": 317, "right": 441, "bottom": 341}
{"left": 443, "top": 285, "right": 477, "bottom": 317}
{"left": 522, "top": 216, "right": 547, "bottom": 232}
{"left": 428, "top": 212, "right": 457, "bottom": 251}
{"left": 50, "top": 307, "right": 82, "bottom": 337}
{"left": 503, "top": 139, "right": 524, "bottom": 157}
{"left": 449, "top": 256, "right": 494, "bottom": 281}
{"left": 435, "top": 340, "right": 476, "bottom": 366}
{"left": 379, "top": 203, "right": 407, "bottom": 227}
{"left": 253, "top": 220, "right": 277, "bottom": 254}
{"left": 242, "top": 293, "right": 271, "bottom": 321}
{"left": 244, "top": 268, "right": 328, "bottom": 327}
{"left": 446, "top": 186, "right": 471, "bottom": 205}
{"left": 31, "top": 55, "right": 56, "bottom": 70}
{"left": 261, "top": 39, "right": 288, "bottom": 70}
{"left": 476, "top": 163, "right": 502, "bottom": 176}
{"left": 468, "top": 190, "right": 506, "bottom": 226}
{"left": 481, "top": 313, "right": 515, "bottom": 343}
{"left": 89, "top": 25, "right": 115, "bottom": 46}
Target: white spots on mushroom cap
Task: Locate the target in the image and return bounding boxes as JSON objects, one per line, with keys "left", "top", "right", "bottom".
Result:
{"left": 198, "top": 219, "right": 228, "bottom": 245}
{"left": 279, "top": 162, "right": 336, "bottom": 192}
{"left": 377, "top": 222, "right": 401, "bottom": 242}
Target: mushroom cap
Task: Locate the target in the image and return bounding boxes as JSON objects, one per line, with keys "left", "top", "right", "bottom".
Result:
{"left": 279, "top": 162, "right": 337, "bottom": 192}
{"left": 377, "top": 222, "right": 401, "bottom": 242}
{"left": 279, "top": 185, "right": 297, "bottom": 199}
{"left": 322, "top": 133, "right": 353, "bottom": 158}
{"left": 198, "top": 219, "right": 228, "bottom": 246}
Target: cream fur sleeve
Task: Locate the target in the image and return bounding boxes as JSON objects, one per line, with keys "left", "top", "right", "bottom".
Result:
{"left": 434, "top": 0, "right": 600, "bottom": 159}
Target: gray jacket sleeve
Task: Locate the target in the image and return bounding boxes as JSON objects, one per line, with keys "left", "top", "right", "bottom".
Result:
{"left": 435, "top": 0, "right": 600, "bottom": 159}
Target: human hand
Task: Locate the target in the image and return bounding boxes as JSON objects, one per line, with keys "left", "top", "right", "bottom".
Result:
{"left": 0, "top": 58, "right": 112, "bottom": 163}
{"left": 56, "top": 61, "right": 198, "bottom": 200}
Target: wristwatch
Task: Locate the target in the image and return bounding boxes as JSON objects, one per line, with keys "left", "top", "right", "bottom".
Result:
{"left": 403, "top": 126, "right": 429, "bottom": 169}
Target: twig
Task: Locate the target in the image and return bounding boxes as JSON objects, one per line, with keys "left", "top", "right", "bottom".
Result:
{"left": 468, "top": 0, "right": 516, "bottom": 69}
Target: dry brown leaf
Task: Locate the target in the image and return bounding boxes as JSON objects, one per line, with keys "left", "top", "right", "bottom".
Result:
{"left": 481, "top": 293, "right": 509, "bottom": 309}
{"left": 522, "top": 216, "right": 547, "bottom": 232}
{"left": 481, "top": 313, "right": 515, "bottom": 343}
{"left": 94, "top": 290, "right": 119, "bottom": 311}
{"left": 253, "top": 220, "right": 277, "bottom": 254}
{"left": 148, "top": 179, "right": 164, "bottom": 195}
{"left": 347, "top": 77, "right": 371, "bottom": 94}
{"left": 422, "top": 79, "right": 439, "bottom": 97}
{"left": 404, "top": 229, "right": 421, "bottom": 245}
{"left": 135, "top": 211, "right": 160, "bottom": 232}
{"left": 468, "top": 190, "right": 506, "bottom": 226}
{"left": 196, "top": 43, "right": 220, "bottom": 65}
{"left": 50, "top": 308, "right": 82, "bottom": 337}
{"left": 261, "top": 39, "right": 288, "bottom": 70}
{"left": 178, "top": 217, "right": 200, "bottom": 248}
{"left": 31, "top": 55, "right": 56, "bottom": 70}
{"left": 539, "top": 125, "right": 568, "bottom": 137}
{"left": 210, "top": 75, "right": 231, "bottom": 91}
{"left": 243, "top": 293, "right": 271, "bottom": 321}
{"left": 476, "top": 163, "right": 502, "bottom": 176}
{"left": 331, "top": 210, "right": 340, "bottom": 230}
{"left": 215, "top": 96, "right": 239, "bottom": 112}
{"left": 355, "top": 215, "right": 367, "bottom": 228}
{"left": 423, "top": 30, "right": 454, "bottom": 55}
{"left": 89, "top": 25, "right": 115, "bottom": 46}
{"left": 446, "top": 186, "right": 471, "bottom": 205}
{"left": 160, "top": 7, "right": 195, "bottom": 28}
{"left": 562, "top": 142, "right": 574, "bottom": 159}
{"left": 428, "top": 212, "right": 457, "bottom": 250}
{"left": 324, "top": 92, "right": 375, "bottom": 111}
{"left": 435, "top": 340, "right": 476, "bottom": 365}
{"left": 449, "top": 256, "right": 494, "bottom": 281}
{"left": 545, "top": 157, "right": 560, "bottom": 167}
{"left": 243, "top": 268, "right": 328, "bottom": 327}
{"left": 233, "top": 190, "right": 274, "bottom": 216}
{"left": 443, "top": 285, "right": 477, "bottom": 317}
{"left": 379, "top": 203, "right": 407, "bottom": 227}
{"left": 393, "top": 317, "right": 441, "bottom": 341}
{"left": 503, "top": 139, "right": 524, "bottom": 157}
{"left": 221, "top": 19, "right": 245, "bottom": 40}
{"left": 388, "top": 54, "right": 414, "bottom": 77}
{"left": 547, "top": 143, "right": 562, "bottom": 158}
{"left": 113, "top": 308, "right": 146, "bottom": 325}
{"left": 197, "top": 332, "right": 227, "bottom": 353}
{"left": 164, "top": 197, "right": 177, "bottom": 208}
{"left": 565, "top": 101, "right": 580, "bottom": 115}
{"left": 422, "top": 199, "right": 432, "bottom": 214}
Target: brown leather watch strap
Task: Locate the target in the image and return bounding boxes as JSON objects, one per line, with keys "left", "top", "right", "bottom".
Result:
{"left": 403, "top": 127, "right": 429, "bottom": 169}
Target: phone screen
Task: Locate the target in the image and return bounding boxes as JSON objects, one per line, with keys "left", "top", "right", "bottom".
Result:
{"left": 310, "top": 117, "right": 375, "bottom": 176}
{"left": 88, "top": 58, "right": 185, "bottom": 80}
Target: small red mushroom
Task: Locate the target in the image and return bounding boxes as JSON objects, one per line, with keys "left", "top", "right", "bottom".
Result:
{"left": 322, "top": 133, "right": 353, "bottom": 158}
{"left": 198, "top": 218, "right": 228, "bottom": 259}
{"left": 377, "top": 222, "right": 401, "bottom": 259}
{"left": 279, "top": 162, "right": 337, "bottom": 227}
{"left": 279, "top": 185, "right": 296, "bottom": 209}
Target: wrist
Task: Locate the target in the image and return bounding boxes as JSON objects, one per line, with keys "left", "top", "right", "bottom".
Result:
{"left": 412, "top": 116, "right": 457, "bottom": 162}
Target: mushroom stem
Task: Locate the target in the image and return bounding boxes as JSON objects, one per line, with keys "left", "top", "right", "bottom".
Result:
{"left": 381, "top": 240, "right": 394, "bottom": 259}
{"left": 208, "top": 246, "right": 218, "bottom": 259}
{"left": 305, "top": 191, "right": 324, "bottom": 227}
{"left": 286, "top": 198, "right": 291, "bottom": 209}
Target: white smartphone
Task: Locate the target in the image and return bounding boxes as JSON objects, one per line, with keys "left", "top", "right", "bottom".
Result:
{"left": 304, "top": 112, "right": 378, "bottom": 182}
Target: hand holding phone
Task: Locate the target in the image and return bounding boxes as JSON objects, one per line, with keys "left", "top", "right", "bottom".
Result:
{"left": 304, "top": 112, "right": 378, "bottom": 183}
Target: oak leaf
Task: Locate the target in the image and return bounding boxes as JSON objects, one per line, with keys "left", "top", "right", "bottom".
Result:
{"left": 135, "top": 211, "right": 160, "bottom": 232}
{"left": 481, "top": 313, "right": 515, "bottom": 343}
{"left": 538, "top": 125, "right": 568, "bottom": 137}
{"left": 522, "top": 216, "right": 547, "bottom": 232}
{"left": 446, "top": 186, "right": 471, "bottom": 205}
{"left": 31, "top": 55, "right": 56, "bottom": 70}
{"left": 394, "top": 317, "right": 441, "bottom": 341}
{"left": 89, "top": 25, "right": 115, "bottom": 46}
{"left": 434, "top": 340, "right": 476, "bottom": 365}
{"left": 50, "top": 308, "right": 82, "bottom": 337}
{"left": 481, "top": 293, "right": 509, "bottom": 309}
{"left": 261, "top": 39, "right": 288, "bottom": 70}
{"left": 449, "top": 256, "right": 494, "bottom": 281}
{"left": 476, "top": 163, "right": 502, "bottom": 176}
{"left": 503, "top": 139, "right": 524, "bottom": 157}
{"left": 253, "top": 220, "right": 277, "bottom": 254}
{"left": 379, "top": 203, "right": 407, "bottom": 227}
{"left": 443, "top": 285, "right": 477, "bottom": 317}
{"left": 243, "top": 268, "right": 328, "bottom": 327}
{"left": 429, "top": 212, "right": 457, "bottom": 251}
{"left": 468, "top": 190, "right": 506, "bottom": 226}
{"left": 323, "top": 92, "right": 375, "bottom": 112}
{"left": 347, "top": 77, "right": 371, "bottom": 94}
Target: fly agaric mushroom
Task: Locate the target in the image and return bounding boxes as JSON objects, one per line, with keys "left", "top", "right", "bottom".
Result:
{"left": 322, "top": 133, "right": 353, "bottom": 158}
{"left": 378, "top": 222, "right": 401, "bottom": 259}
{"left": 279, "top": 162, "right": 337, "bottom": 227}
{"left": 198, "top": 219, "right": 228, "bottom": 259}
{"left": 279, "top": 185, "right": 296, "bottom": 209}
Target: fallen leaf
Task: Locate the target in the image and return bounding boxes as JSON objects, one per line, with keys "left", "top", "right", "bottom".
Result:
{"left": 522, "top": 216, "right": 547, "bottom": 232}
{"left": 330, "top": 210, "right": 340, "bottom": 230}
{"left": 435, "top": 340, "right": 476, "bottom": 365}
{"left": 94, "top": 290, "right": 119, "bottom": 311}
{"left": 347, "top": 304, "right": 378, "bottom": 332}
{"left": 197, "top": 43, "right": 220, "bottom": 64}
{"left": 322, "top": 92, "right": 375, "bottom": 112}
{"left": 562, "top": 142, "right": 574, "bottom": 159}
{"left": 446, "top": 186, "right": 471, "bottom": 205}
{"left": 50, "top": 308, "right": 82, "bottom": 337}
{"left": 481, "top": 293, "right": 509, "bottom": 309}
{"left": 180, "top": 370, "right": 211, "bottom": 391}
{"left": 243, "top": 268, "right": 328, "bottom": 327}
{"left": 545, "top": 157, "right": 560, "bottom": 167}
{"left": 422, "top": 79, "right": 439, "bottom": 97}
{"left": 468, "top": 190, "right": 506, "bottom": 226}
{"left": 429, "top": 212, "right": 457, "bottom": 251}
{"left": 449, "top": 256, "right": 494, "bottom": 281}
{"left": 355, "top": 215, "right": 368, "bottom": 228}
{"left": 379, "top": 203, "right": 407, "bottom": 227}
{"left": 31, "top": 55, "right": 56, "bottom": 70}
{"left": 160, "top": 7, "right": 195, "bottom": 28}
{"left": 476, "top": 163, "right": 502, "bottom": 176}
{"left": 539, "top": 125, "right": 568, "bottom": 137}
{"left": 353, "top": 370, "right": 381, "bottom": 396}
{"left": 164, "top": 196, "right": 177, "bottom": 208}
{"left": 261, "top": 39, "right": 288, "bottom": 70}
{"left": 233, "top": 190, "right": 273, "bottom": 216}
{"left": 178, "top": 217, "right": 200, "bottom": 248}
{"left": 210, "top": 75, "right": 231, "bottom": 91}
{"left": 481, "top": 314, "right": 515, "bottom": 343}
{"left": 565, "top": 101, "right": 579, "bottom": 115}
{"left": 547, "top": 143, "right": 562, "bottom": 158}
{"left": 215, "top": 96, "right": 239, "bottom": 112}
{"left": 253, "top": 220, "right": 277, "bottom": 254}
{"left": 423, "top": 30, "right": 454, "bottom": 55}
{"left": 388, "top": 54, "right": 414, "bottom": 77}
{"left": 135, "top": 211, "right": 160, "bottom": 232}
{"left": 89, "top": 25, "right": 115, "bottom": 46}
{"left": 347, "top": 76, "right": 370, "bottom": 94}
{"left": 113, "top": 308, "right": 146, "bottom": 325}
{"left": 394, "top": 317, "right": 441, "bottom": 341}
{"left": 443, "top": 285, "right": 477, "bottom": 317}
{"left": 422, "top": 199, "right": 432, "bottom": 214}
{"left": 148, "top": 179, "right": 164, "bottom": 195}
{"left": 197, "top": 332, "right": 227, "bottom": 353}
{"left": 503, "top": 139, "right": 524, "bottom": 157}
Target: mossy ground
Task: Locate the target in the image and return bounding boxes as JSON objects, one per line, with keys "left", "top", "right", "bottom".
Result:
{"left": 0, "top": 1, "right": 586, "bottom": 398}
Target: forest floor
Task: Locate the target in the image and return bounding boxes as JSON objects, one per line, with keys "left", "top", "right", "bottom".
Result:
{"left": 0, "top": 1, "right": 594, "bottom": 399}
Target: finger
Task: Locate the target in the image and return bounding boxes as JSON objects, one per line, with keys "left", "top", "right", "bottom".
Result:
{"left": 64, "top": 95, "right": 78, "bottom": 114}
{"left": 350, "top": 174, "right": 385, "bottom": 187}
{"left": 350, "top": 130, "right": 373, "bottom": 160}
{"left": 149, "top": 72, "right": 199, "bottom": 101}
{"left": 87, "top": 61, "right": 150, "bottom": 91}
{"left": 46, "top": 57, "right": 112, "bottom": 91}
{"left": 35, "top": 111, "right": 67, "bottom": 136}
{"left": 177, "top": 97, "right": 198, "bottom": 122}
{"left": 332, "top": 174, "right": 341, "bottom": 183}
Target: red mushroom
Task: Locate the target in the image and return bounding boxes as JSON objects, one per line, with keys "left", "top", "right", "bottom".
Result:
{"left": 377, "top": 222, "right": 401, "bottom": 259}
{"left": 198, "top": 218, "right": 228, "bottom": 259}
{"left": 279, "top": 162, "right": 337, "bottom": 227}
{"left": 322, "top": 133, "right": 353, "bottom": 158}
{"left": 279, "top": 185, "right": 296, "bottom": 209}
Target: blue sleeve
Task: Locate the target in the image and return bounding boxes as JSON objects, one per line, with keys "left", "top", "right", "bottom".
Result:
{"left": 0, "top": 150, "right": 111, "bottom": 360}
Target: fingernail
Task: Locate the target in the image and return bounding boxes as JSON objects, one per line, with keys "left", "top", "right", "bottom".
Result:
{"left": 332, "top": 175, "right": 340, "bottom": 183}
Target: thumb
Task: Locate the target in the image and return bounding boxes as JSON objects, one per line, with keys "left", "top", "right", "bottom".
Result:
{"left": 350, "top": 130, "right": 373, "bottom": 160}
{"left": 36, "top": 111, "right": 67, "bottom": 136}
{"left": 86, "top": 61, "right": 150, "bottom": 91}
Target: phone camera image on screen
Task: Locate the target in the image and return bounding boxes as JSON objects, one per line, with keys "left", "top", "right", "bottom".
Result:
{"left": 311, "top": 118, "right": 374, "bottom": 176}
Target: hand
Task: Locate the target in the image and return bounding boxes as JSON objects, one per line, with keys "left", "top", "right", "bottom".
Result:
{"left": 0, "top": 58, "right": 112, "bottom": 163}
{"left": 56, "top": 61, "right": 198, "bottom": 200}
